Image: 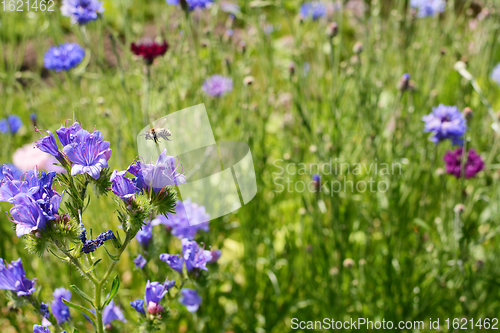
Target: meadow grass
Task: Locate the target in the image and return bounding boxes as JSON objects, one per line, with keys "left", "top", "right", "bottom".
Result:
{"left": 1, "top": 0, "right": 500, "bottom": 332}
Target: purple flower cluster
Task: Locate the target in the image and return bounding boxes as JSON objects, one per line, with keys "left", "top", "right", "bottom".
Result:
{"left": 61, "top": 0, "right": 104, "bottom": 25}
{"left": 0, "top": 164, "right": 22, "bottom": 181}
{"left": 52, "top": 288, "right": 71, "bottom": 324}
{"left": 133, "top": 254, "right": 147, "bottom": 269}
{"left": 111, "top": 149, "right": 186, "bottom": 201}
{"left": 299, "top": 1, "right": 327, "bottom": 20}
{"left": 202, "top": 75, "right": 233, "bottom": 97}
{"left": 33, "top": 325, "right": 63, "bottom": 333}
{"left": 410, "top": 0, "right": 445, "bottom": 17}
{"left": 0, "top": 115, "right": 23, "bottom": 134}
{"left": 160, "top": 238, "right": 215, "bottom": 274}
{"left": 0, "top": 258, "right": 36, "bottom": 297}
{"left": 444, "top": 148, "right": 484, "bottom": 179}
{"left": 80, "top": 223, "right": 116, "bottom": 253}
{"left": 166, "top": 0, "right": 213, "bottom": 11}
{"left": 44, "top": 43, "right": 85, "bottom": 72}
{"left": 36, "top": 121, "right": 112, "bottom": 180}
{"left": 0, "top": 166, "right": 62, "bottom": 237}
{"left": 154, "top": 199, "right": 209, "bottom": 240}
{"left": 422, "top": 104, "right": 467, "bottom": 145}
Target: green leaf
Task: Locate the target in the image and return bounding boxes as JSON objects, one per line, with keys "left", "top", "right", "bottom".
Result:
{"left": 70, "top": 285, "right": 94, "bottom": 305}
{"left": 413, "top": 218, "right": 430, "bottom": 231}
{"left": 101, "top": 275, "right": 120, "bottom": 309}
{"left": 103, "top": 246, "right": 120, "bottom": 261}
{"left": 62, "top": 298, "right": 96, "bottom": 325}
{"left": 84, "top": 258, "right": 102, "bottom": 273}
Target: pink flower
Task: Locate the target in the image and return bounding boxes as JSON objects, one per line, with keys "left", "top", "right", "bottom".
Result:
{"left": 12, "top": 144, "right": 65, "bottom": 173}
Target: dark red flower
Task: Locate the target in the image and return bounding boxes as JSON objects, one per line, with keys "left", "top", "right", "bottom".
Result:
{"left": 443, "top": 147, "right": 484, "bottom": 179}
{"left": 130, "top": 40, "right": 169, "bottom": 64}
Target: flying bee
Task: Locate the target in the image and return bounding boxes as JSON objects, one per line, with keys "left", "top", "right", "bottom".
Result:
{"left": 145, "top": 127, "right": 172, "bottom": 144}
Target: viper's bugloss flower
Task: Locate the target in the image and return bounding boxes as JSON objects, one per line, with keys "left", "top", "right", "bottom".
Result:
{"left": 0, "top": 115, "right": 23, "bottom": 134}
{"left": 202, "top": 75, "right": 233, "bottom": 97}
{"left": 52, "top": 288, "right": 71, "bottom": 324}
{"left": 209, "top": 249, "right": 221, "bottom": 263}
{"left": 33, "top": 325, "right": 54, "bottom": 333}
{"left": 159, "top": 253, "right": 184, "bottom": 273}
{"left": 135, "top": 221, "right": 152, "bottom": 248}
{"left": 110, "top": 170, "right": 137, "bottom": 201}
{"left": 35, "top": 131, "right": 62, "bottom": 159}
{"left": 130, "top": 299, "right": 145, "bottom": 315}
{"left": 61, "top": 0, "right": 104, "bottom": 25}
{"left": 179, "top": 288, "right": 202, "bottom": 312}
{"left": 422, "top": 104, "right": 466, "bottom": 145}
{"left": 299, "top": 1, "right": 326, "bottom": 20}
{"left": 133, "top": 254, "right": 147, "bottom": 269}
{"left": 166, "top": 0, "right": 213, "bottom": 10}
{"left": 147, "top": 301, "right": 164, "bottom": 314}
{"left": 0, "top": 258, "right": 36, "bottom": 296}
{"left": 129, "top": 149, "right": 186, "bottom": 192}
{"left": 10, "top": 194, "right": 49, "bottom": 237}
{"left": 181, "top": 238, "right": 212, "bottom": 272}
{"left": 56, "top": 121, "right": 82, "bottom": 146}
{"left": 44, "top": 43, "right": 85, "bottom": 72}
{"left": 410, "top": 0, "right": 445, "bottom": 17}
{"left": 444, "top": 148, "right": 484, "bottom": 179}
{"left": 103, "top": 300, "right": 127, "bottom": 325}
{"left": 0, "top": 164, "right": 22, "bottom": 181}
{"left": 130, "top": 41, "right": 168, "bottom": 65}
{"left": 144, "top": 280, "right": 168, "bottom": 305}
{"left": 63, "top": 129, "right": 112, "bottom": 179}
{"left": 40, "top": 302, "right": 50, "bottom": 318}
{"left": 154, "top": 199, "right": 209, "bottom": 240}
{"left": 80, "top": 226, "right": 116, "bottom": 253}
{"left": 490, "top": 63, "right": 500, "bottom": 86}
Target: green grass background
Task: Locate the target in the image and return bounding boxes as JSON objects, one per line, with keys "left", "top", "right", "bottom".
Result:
{"left": 1, "top": 0, "right": 500, "bottom": 332}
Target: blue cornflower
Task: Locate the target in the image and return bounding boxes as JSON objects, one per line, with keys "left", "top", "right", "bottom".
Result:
{"left": 159, "top": 253, "right": 184, "bottom": 274}
{"left": 422, "top": 104, "right": 466, "bottom": 145}
{"left": 166, "top": 0, "right": 213, "bottom": 11}
{"left": 61, "top": 0, "right": 104, "bottom": 25}
{"left": 35, "top": 131, "right": 62, "bottom": 159}
{"left": 44, "top": 43, "right": 85, "bottom": 72}
{"left": 130, "top": 299, "right": 145, "bottom": 314}
{"left": 0, "top": 258, "right": 36, "bottom": 297}
{"left": 0, "top": 115, "right": 23, "bottom": 134}
{"left": 299, "top": 1, "right": 326, "bottom": 20}
{"left": 52, "top": 288, "right": 71, "bottom": 324}
{"left": 181, "top": 238, "right": 212, "bottom": 272}
{"left": 490, "top": 63, "right": 500, "bottom": 86}
{"left": 202, "top": 75, "right": 233, "bottom": 97}
{"left": 110, "top": 170, "right": 137, "bottom": 201}
{"left": 410, "top": 0, "right": 445, "bottom": 17}
{"left": 103, "top": 300, "right": 127, "bottom": 325}
{"left": 63, "top": 129, "right": 112, "bottom": 179}
{"left": 133, "top": 254, "right": 147, "bottom": 269}
{"left": 135, "top": 221, "right": 153, "bottom": 248}
{"left": 154, "top": 199, "right": 209, "bottom": 240}
{"left": 179, "top": 288, "right": 202, "bottom": 312}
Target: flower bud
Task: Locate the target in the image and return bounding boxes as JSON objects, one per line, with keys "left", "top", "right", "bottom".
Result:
{"left": 343, "top": 258, "right": 355, "bottom": 268}
{"left": 243, "top": 76, "right": 254, "bottom": 86}
{"left": 463, "top": 107, "right": 473, "bottom": 120}
{"left": 147, "top": 301, "right": 164, "bottom": 314}
{"left": 289, "top": 62, "right": 296, "bottom": 76}
{"left": 352, "top": 42, "right": 363, "bottom": 54}
{"left": 326, "top": 22, "right": 338, "bottom": 38}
